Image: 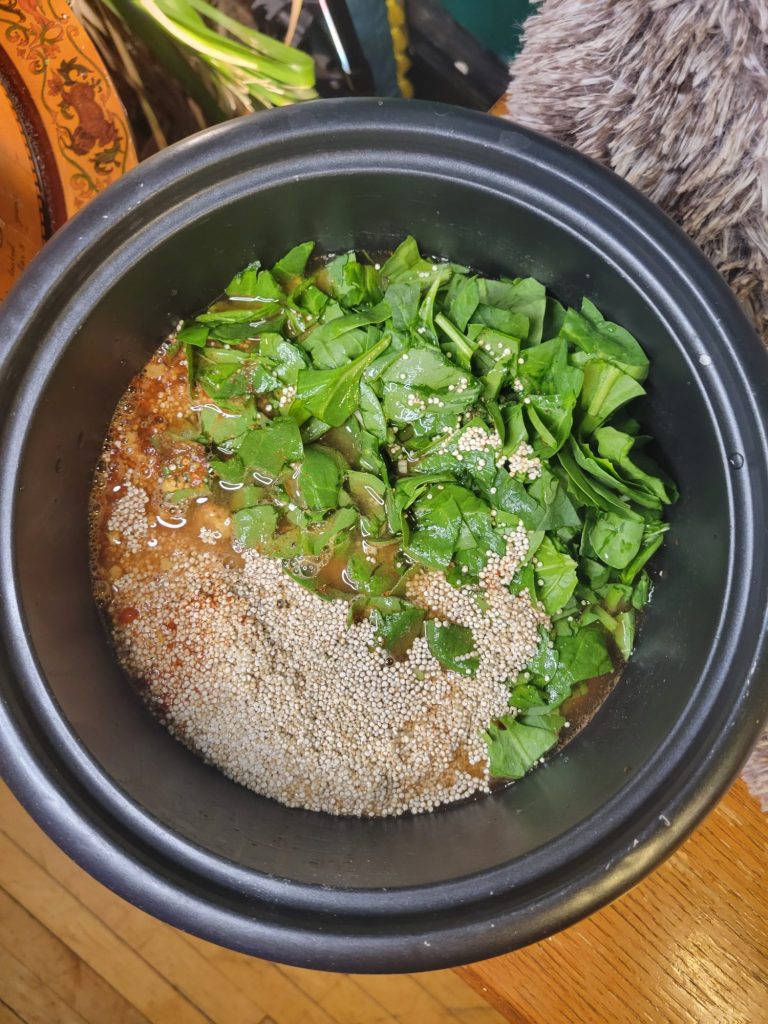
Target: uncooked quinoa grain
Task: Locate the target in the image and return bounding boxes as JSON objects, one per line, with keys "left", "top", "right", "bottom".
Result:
{"left": 109, "top": 536, "right": 547, "bottom": 817}
{"left": 106, "top": 480, "right": 148, "bottom": 553}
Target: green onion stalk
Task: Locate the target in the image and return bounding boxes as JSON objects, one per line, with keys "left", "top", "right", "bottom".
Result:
{"left": 104, "top": 0, "right": 317, "bottom": 115}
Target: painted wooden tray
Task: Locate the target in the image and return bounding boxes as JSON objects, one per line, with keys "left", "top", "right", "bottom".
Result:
{"left": 0, "top": 0, "right": 136, "bottom": 299}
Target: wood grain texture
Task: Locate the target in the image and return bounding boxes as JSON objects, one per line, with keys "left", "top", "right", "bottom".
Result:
{"left": 0, "top": 947, "right": 89, "bottom": 1024}
{"left": 459, "top": 780, "right": 768, "bottom": 1024}
{"left": 0, "top": 783, "right": 504, "bottom": 1024}
{"left": 1, "top": 777, "right": 765, "bottom": 1023}
{"left": 0, "top": 1002, "right": 25, "bottom": 1024}
{"left": 0, "top": 889, "right": 149, "bottom": 1024}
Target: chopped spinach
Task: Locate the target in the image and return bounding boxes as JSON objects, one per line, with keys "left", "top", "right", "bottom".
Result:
{"left": 175, "top": 236, "right": 676, "bottom": 786}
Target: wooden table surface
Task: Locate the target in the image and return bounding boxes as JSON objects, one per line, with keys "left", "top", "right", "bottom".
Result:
{"left": 0, "top": 781, "right": 503, "bottom": 1024}
{"left": 2, "top": 775, "right": 765, "bottom": 1024}
{"left": 457, "top": 779, "right": 767, "bottom": 1023}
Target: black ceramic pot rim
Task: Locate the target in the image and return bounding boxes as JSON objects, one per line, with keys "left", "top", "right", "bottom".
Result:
{"left": 1, "top": 100, "right": 768, "bottom": 971}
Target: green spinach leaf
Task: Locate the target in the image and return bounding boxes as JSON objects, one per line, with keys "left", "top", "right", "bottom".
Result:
{"left": 232, "top": 505, "right": 278, "bottom": 548}
{"left": 271, "top": 241, "right": 315, "bottom": 286}
{"left": 590, "top": 511, "right": 646, "bottom": 569}
{"left": 425, "top": 620, "right": 479, "bottom": 676}
{"left": 297, "top": 336, "right": 391, "bottom": 427}
{"left": 237, "top": 417, "right": 303, "bottom": 477}
{"left": 561, "top": 300, "right": 649, "bottom": 382}
{"left": 297, "top": 446, "right": 341, "bottom": 510}
{"left": 368, "top": 596, "right": 425, "bottom": 652}
{"left": 485, "top": 712, "right": 562, "bottom": 779}
{"left": 533, "top": 536, "right": 578, "bottom": 614}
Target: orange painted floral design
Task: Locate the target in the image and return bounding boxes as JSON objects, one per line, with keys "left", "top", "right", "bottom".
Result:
{"left": 0, "top": 0, "right": 136, "bottom": 297}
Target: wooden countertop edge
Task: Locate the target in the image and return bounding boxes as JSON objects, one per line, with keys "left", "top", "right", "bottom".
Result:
{"left": 453, "top": 779, "right": 767, "bottom": 1023}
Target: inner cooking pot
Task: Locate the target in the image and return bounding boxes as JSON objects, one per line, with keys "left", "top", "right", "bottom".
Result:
{"left": 1, "top": 100, "right": 767, "bottom": 971}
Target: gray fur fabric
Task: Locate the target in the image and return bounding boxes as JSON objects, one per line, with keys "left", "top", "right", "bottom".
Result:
{"left": 502, "top": 0, "right": 768, "bottom": 340}
{"left": 502, "top": 0, "right": 768, "bottom": 808}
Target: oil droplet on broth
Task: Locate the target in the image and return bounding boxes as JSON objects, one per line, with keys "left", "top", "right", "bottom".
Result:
{"left": 156, "top": 515, "right": 187, "bottom": 529}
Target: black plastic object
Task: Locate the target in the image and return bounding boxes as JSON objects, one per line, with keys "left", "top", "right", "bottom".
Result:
{"left": 0, "top": 100, "right": 767, "bottom": 972}
{"left": 406, "top": 0, "right": 510, "bottom": 109}
{"left": 252, "top": 1, "right": 378, "bottom": 99}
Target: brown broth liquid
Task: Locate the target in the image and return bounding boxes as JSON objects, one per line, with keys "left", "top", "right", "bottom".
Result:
{"left": 90, "top": 349, "right": 239, "bottom": 602}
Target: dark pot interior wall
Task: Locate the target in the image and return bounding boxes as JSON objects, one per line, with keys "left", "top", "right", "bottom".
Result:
{"left": 14, "top": 169, "right": 727, "bottom": 888}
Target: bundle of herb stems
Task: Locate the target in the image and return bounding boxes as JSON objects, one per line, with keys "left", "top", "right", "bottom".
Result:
{"left": 103, "top": 0, "right": 316, "bottom": 114}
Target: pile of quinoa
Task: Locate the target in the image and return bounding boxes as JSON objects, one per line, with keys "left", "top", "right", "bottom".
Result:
{"left": 92, "top": 352, "right": 550, "bottom": 818}
{"left": 107, "top": 528, "right": 547, "bottom": 817}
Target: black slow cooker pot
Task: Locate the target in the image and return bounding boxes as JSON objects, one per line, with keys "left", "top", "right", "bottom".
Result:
{"left": 1, "top": 100, "right": 767, "bottom": 971}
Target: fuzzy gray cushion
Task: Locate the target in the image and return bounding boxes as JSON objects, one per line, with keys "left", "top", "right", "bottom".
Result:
{"left": 502, "top": 0, "right": 768, "bottom": 339}
{"left": 502, "top": 0, "right": 768, "bottom": 807}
